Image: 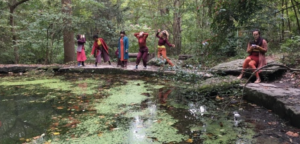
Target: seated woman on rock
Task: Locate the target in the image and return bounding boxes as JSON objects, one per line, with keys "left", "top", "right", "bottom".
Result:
{"left": 237, "top": 30, "right": 268, "bottom": 83}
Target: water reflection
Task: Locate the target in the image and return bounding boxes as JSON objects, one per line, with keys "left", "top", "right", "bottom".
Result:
{"left": 77, "top": 82, "right": 88, "bottom": 111}
{"left": 158, "top": 88, "right": 173, "bottom": 104}
{"left": 128, "top": 116, "right": 147, "bottom": 143}
{"left": 233, "top": 111, "right": 241, "bottom": 127}
{"left": 188, "top": 102, "right": 206, "bottom": 118}
{"left": 128, "top": 100, "right": 157, "bottom": 143}
{"left": 0, "top": 93, "right": 53, "bottom": 143}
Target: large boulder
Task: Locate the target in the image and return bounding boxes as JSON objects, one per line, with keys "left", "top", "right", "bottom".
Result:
{"left": 210, "top": 59, "right": 285, "bottom": 80}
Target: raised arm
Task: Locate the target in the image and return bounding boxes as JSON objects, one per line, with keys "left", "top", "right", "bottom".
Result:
{"left": 156, "top": 32, "right": 161, "bottom": 38}
{"left": 134, "top": 33, "right": 139, "bottom": 38}
{"left": 143, "top": 33, "right": 148, "bottom": 39}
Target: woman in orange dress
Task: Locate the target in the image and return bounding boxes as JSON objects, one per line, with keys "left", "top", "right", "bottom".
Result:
{"left": 117, "top": 31, "right": 129, "bottom": 68}
{"left": 156, "top": 29, "right": 175, "bottom": 67}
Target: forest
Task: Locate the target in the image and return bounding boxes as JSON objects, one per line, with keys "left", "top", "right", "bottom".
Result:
{"left": 0, "top": 0, "right": 299, "bottom": 68}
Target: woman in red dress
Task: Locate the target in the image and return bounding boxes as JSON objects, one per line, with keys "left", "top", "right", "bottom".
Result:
{"left": 76, "top": 34, "right": 87, "bottom": 67}
{"left": 237, "top": 30, "right": 268, "bottom": 83}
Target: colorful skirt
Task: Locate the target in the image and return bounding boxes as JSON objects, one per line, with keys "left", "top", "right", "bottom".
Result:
{"left": 77, "top": 46, "right": 87, "bottom": 62}
{"left": 95, "top": 48, "right": 110, "bottom": 63}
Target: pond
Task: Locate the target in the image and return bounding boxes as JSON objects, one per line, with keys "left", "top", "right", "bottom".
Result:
{"left": 0, "top": 73, "right": 299, "bottom": 144}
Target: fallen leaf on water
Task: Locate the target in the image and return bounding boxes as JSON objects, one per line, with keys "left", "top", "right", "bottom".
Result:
{"left": 186, "top": 138, "right": 193, "bottom": 143}
{"left": 56, "top": 106, "right": 64, "bottom": 110}
{"left": 97, "top": 132, "right": 103, "bottom": 137}
{"left": 33, "top": 136, "right": 40, "bottom": 140}
{"left": 53, "top": 132, "right": 60, "bottom": 135}
{"left": 206, "top": 133, "right": 214, "bottom": 138}
{"left": 267, "top": 121, "right": 278, "bottom": 125}
{"left": 216, "top": 95, "right": 223, "bottom": 100}
{"left": 99, "top": 115, "right": 105, "bottom": 119}
{"left": 19, "top": 138, "right": 25, "bottom": 141}
{"left": 141, "top": 93, "right": 150, "bottom": 97}
{"left": 52, "top": 122, "right": 59, "bottom": 127}
{"left": 219, "top": 122, "right": 223, "bottom": 127}
{"left": 286, "top": 131, "right": 299, "bottom": 137}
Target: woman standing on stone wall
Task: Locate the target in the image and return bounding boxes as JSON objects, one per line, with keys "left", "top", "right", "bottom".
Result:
{"left": 134, "top": 31, "right": 149, "bottom": 69}
{"left": 156, "top": 29, "right": 176, "bottom": 67}
{"left": 76, "top": 34, "right": 87, "bottom": 67}
{"left": 117, "top": 31, "right": 129, "bottom": 68}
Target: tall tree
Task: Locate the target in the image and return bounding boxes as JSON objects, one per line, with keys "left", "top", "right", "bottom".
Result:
{"left": 291, "top": 0, "right": 300, "bottom": 34}
{"left": 172, "top": 0, "right": 182, "bottom": 55}
{"left": 61, "top": 0, "right": 75, "bottom": 63}
{"left": 8, "top": 0, "right": 31, "bottom": 64}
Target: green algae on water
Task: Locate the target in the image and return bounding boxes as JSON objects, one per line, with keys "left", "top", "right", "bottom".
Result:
{"left": 0, "top": 79, "right": 61, "bottom": 86}
{"left": 0, "top": 77, "right": 102, "bottom": 95}
{"left": 95, "top": 80, "right": 152, "bottom": 114}
{"left": 196, "top": 117, "right": 256, "bottom": 144}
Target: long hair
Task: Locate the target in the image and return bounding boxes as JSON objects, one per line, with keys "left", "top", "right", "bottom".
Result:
{"left": 76, "top": 34, "right": 81, "bottom": 40}
{"left": 161, "top": 30, "right": 169, "bottom": 39}
{"left": 250, "top": 30, "right": 263, "bottom": 46}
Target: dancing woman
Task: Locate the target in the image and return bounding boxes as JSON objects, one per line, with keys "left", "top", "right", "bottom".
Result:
{"left": 156, "top": 29, "right": 175, "bottom": 67}
{"left": 134, "top": 31, "right": 149, "bottom": 69}
{"left": 91, "top": 35, "right": 111, "bottom": 67}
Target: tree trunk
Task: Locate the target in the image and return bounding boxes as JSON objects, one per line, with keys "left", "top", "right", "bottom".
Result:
{"left": 291, "top": 0, "right": 300, "bottom": 34}
{"left": 61, "top": 0, "right": 75, "bottom": 63}
{"left": 286, "top": 0, "right": 291, "bottom": 31}
{"left": 172, "top": 0, "right": 182, "bottom": 56}
{"left": 9, "top": 0, "right": 31, "bottom": 64}
{"left": 282, "top": 0, "right": 284, "bottom": 41}
{"left": 9, "top": 8, "right": 19, "bottom": 64}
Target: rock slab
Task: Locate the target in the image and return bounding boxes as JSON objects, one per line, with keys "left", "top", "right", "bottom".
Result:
{"left": 210, "top": 59, "right": 285, "bottom": 80}
{"left": 243, "top": 83, "right": 300, "bottom": 128}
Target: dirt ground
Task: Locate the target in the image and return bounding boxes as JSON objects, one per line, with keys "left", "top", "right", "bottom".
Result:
{"left": 273, "top": 71, "right": 300, "bottom": 88}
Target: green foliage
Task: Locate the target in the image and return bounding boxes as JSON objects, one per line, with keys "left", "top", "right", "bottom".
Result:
{"left": 280, "top": 35, "right": 300, "bottom": 68}
{"left": 0, "top": 0, "right": 124, "bottom": 64}
{"left": 0, "top": 0, "right": 298, "bottom": 67}
{"left": 209, "top": 0, "right": 262, "bottom": 56}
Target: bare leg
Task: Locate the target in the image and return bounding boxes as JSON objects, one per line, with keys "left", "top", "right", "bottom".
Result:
{"left": 249, "top": 60, "right": 261, "bottom": 83}
{"left": 237, "top": 57, "right": 252, "bottom": 79}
